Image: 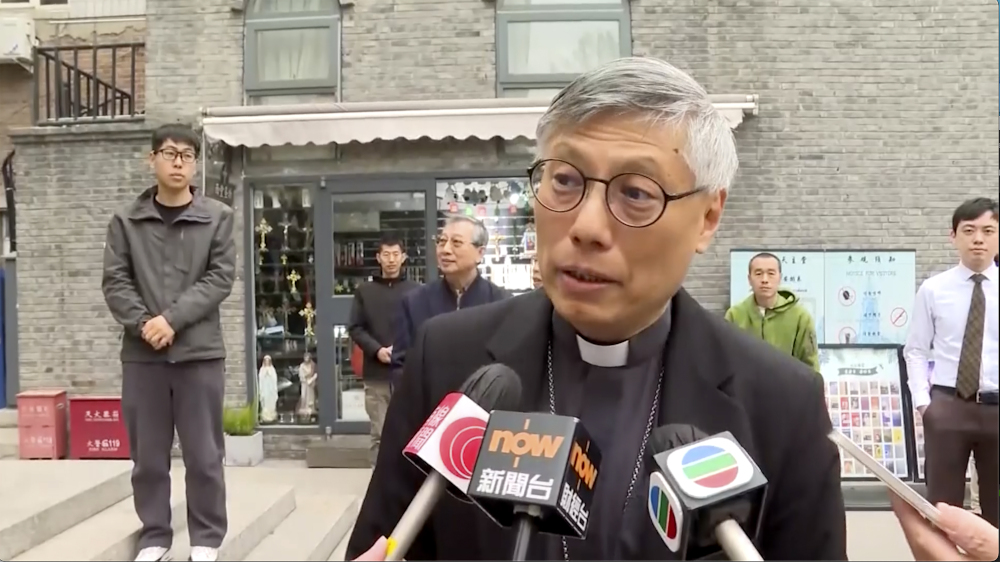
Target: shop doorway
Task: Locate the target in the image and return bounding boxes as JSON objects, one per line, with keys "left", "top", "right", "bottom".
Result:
{"left": 315, "top": 179, "right": 437, "bottom": 433}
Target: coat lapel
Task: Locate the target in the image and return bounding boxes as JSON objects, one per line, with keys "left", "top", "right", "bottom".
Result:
{"left": 658, "top": 290, "right": 752, "bottom": 439}
{"left": 625, "top": 289, "right": 757, "bottom": 560}
{"left": 485, "top": 290, "right": 552, "bottom": 413}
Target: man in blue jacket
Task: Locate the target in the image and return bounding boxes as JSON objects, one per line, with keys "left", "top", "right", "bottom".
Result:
{"left": 391, "top": 215, "right": 510, "bottom": 378}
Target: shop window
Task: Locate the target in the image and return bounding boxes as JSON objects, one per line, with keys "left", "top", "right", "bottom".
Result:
{"left": 495, "top": 0, "right": 631, "bottom": 98}
{"left": 437, "top": 179, "right": 536, "bottom": 293}
{"left": 244, "top": 0, "right": 341, "bottom": 96}
{"left": 332, "top": 192, "right": 430, "bottom": 296}
{"left": 252, "top": 185, "right": 318, "bottom": 426}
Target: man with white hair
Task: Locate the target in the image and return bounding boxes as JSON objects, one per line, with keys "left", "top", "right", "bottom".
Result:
{"left": 348, "top": 57, "right": 847, "bottom": 561}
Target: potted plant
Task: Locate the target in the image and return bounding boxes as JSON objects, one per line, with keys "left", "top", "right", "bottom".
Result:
{"left": 223, "top": 402, "right": 263, "bottom": 467}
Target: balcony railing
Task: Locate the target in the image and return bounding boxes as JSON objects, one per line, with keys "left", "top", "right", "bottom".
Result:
{"left": 32, "top": 42, "right": 145, "bottom": 125}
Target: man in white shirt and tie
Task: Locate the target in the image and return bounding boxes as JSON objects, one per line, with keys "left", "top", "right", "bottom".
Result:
{"left": 905, "top": 197, "right": 999, "bottom": 527}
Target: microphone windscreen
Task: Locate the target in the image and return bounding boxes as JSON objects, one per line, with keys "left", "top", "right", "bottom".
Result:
{"left": 650, "top": 424, "right": 710, "bottom": 455}
{"left": 459, "top": 363, "right": 523, "bottom": 412}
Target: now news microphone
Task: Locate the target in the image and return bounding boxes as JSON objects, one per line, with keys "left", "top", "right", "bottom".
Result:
{"left": 385, "top": 364, "right": 523, "bottom": 561}
{"left": 466, "top": 411, "right": 602, "bottom": 561}
{"left": 646, "top": 425, "right": 767, "bottom": 561}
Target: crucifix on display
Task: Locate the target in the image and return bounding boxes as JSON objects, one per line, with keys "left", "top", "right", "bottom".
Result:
{"left": 299, "top": 301, "right": 316, "bottom": 338}
{"left": 287, "top": 270, "right": 302, "bottom": 294}
{"left": 255, "top": 217, "right": 272, "bottom": 251}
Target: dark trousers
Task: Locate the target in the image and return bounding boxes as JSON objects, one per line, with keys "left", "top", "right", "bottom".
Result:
{"left": 923, "top": 387, "right": 999, "bottom": 527}
{"left": 122, "top": 360, "right": 228, "bottom": 549}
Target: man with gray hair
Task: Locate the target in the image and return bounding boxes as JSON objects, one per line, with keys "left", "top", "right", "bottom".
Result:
{"left": 389, "top": 214, "right": 510, "bottom": 379}
{"left": 349, "top": 57, "right": 846, "bottom": 561}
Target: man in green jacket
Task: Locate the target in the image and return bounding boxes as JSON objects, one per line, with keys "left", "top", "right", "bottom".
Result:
{"left": 725, "top": 252, "right": 820, "bottom": 371}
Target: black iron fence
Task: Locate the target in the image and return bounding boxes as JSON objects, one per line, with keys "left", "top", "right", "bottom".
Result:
{"left": 32, "top": 43, "right": 146, "bottom": 125}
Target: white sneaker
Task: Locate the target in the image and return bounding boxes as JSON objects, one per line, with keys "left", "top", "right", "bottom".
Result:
{"left": 135, "top": 547, "right": 171, "bottom": 561}
{"left": 189, "top": 546, "right": 218, "bottom": 562}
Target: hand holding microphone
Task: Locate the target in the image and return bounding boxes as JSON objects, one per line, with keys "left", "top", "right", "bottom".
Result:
{"left": 466, "top": 410, "right": 603, "bottom": 561}
{"left": 381, "top": 364, "right": 522, "bottom": 561}
{"left": 646, "top": 425, "right": 768, "bottom": 561}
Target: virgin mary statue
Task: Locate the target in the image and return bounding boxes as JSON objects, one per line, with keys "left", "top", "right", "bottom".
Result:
{"left": 258, "top": 355, "right": 279, "bottom": 423}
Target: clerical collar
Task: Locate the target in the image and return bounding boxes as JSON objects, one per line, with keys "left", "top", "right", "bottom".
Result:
{"left": 552, "top": 304, "right": 673, "bottom": 368}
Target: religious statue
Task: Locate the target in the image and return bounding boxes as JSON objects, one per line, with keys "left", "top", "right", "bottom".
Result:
{"left": 257, "top": 355, "right": 278, "bottom": 424}
{"left": 297, "top": 352, "right": 317, "bottom": 420}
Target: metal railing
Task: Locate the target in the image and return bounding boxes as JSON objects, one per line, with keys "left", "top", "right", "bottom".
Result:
{"left": 32, "top": 43, "right": 145, "bottom": 125}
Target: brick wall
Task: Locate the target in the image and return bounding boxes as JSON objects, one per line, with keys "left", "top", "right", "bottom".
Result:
{"left": 630, "top": 0, "right": 999, "bottom": 310}
{"left": 145, "top": 0, "right": 243, "bottom": 122}
{"left": 341, "top": 0, "right": 496, "bottom": 102}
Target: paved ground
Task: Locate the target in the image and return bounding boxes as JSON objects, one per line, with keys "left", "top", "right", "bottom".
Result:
{"left": 1, "top": 459, "right": 916, "bottom": 560}
{"left": 271, "top": 462, "right": 914, "bottom": 561}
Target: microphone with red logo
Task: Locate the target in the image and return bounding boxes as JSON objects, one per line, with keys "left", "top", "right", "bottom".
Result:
{"left": 646, "top": 425, "right": 767, "bottom": 561}
{"left": 384, "top": 364, "right": 522, "bottom": 561}
{"left": 466, "top": 411, "right": 602, "bottom": 561}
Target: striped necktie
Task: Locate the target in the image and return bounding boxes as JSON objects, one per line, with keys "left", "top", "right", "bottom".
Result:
{"left": 955, "top": 273, "right": 987, "bottom": 399}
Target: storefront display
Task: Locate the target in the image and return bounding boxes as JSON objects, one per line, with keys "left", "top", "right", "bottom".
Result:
{"left": 437, "top": 178, "right": 535, "bottom": 292}
{"left": 820, "top": 344, "right": 914, "bottom": 480}
{"left": 253, "top": 185, "right": 317, "bottom": 426}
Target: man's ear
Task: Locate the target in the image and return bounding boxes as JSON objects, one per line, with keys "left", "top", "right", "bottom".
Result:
{"left": 694, "top": 189, "right": 727, "bottom": 255}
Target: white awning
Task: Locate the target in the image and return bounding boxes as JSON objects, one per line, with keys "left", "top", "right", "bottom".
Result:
{"left": 200, "top": 96, "right": 759, "bottom": 148}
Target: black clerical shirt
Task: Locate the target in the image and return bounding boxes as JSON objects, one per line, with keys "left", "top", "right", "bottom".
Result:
{"left": 545, "top": 308, "right": 671, "bottom": 559}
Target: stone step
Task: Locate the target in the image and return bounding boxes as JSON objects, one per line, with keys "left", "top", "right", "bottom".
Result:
{"left": 14, "top": 473, "right": 186, "bottom": 562}
{"left": 305, "top": 436, "right": 371, "bottom": 469}
{"left": 170, "top": 475, "right": 296, "bottom": 562}
{"left": 244, "top": 494, "right": 359, "bottom": 561}
{"left": 328, "top": 526, "right": 353, "bottom": 562}
{"left": 0, "top": 426, "right": 17, "bottom": 458}
{"left": 0, "top": 408, "right": 17, "bottom": 428}
{"left": 0, "top": 460, "right": 133, "bottom": 560}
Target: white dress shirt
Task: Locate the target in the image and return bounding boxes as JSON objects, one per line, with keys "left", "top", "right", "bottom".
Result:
{"left": 904, "top": 263, "right": 999, "bottom": 409}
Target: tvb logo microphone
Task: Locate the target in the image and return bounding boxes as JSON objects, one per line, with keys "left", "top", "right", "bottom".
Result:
{"left": 402, "top": 392, "right": 490, "bottom": 497}
{"left": 468, "top": 411, "right": 602, "bottom": 538}
{"left": 648, "top": 432, "right": 768, "bottom": 559}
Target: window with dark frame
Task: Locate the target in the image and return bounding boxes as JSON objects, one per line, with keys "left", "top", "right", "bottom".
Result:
{"left": 243, "top": 0, "right": 341, "bottom": 96}
{"left": 495, "top": 0, "right": 632, "bottom": 98}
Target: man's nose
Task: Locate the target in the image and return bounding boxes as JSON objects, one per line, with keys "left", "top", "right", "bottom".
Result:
{"left": 568, "top": 185, "right": 614, "bottom": 249}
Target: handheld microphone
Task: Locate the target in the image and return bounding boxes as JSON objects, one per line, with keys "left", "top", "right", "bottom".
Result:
{"left": 386, "top": 364, "right": 523, "bottom": 561}
{"left": 646, "top": 425, "right": 767, "bottom": 561}
{"left": 467, "top": 411, "right": 602, "bottom": 561}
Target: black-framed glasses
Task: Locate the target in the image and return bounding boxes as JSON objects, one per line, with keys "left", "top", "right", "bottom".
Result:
{"left": 156, "top": 148, "right": 197, "bottom": 164}
{"left": 527, "top": 159, "right": 704, "bottom": 228}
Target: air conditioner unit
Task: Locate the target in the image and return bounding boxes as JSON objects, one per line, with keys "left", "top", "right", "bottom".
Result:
{"left": 0, "top": 15, "right": 34, "bottom": 68}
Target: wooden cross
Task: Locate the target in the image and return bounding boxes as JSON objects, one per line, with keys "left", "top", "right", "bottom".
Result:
{"left": 255, "top": 218, "right": 272, "bottom": 250}
{"left": 286, "top": 270, "right": 302, "bottom": 294}
{"left": 299, "top": 301, "right": 316, "bottom": 337}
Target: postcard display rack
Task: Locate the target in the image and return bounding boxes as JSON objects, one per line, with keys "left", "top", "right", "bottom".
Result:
{"left": 820, "top": 345, "right": 917, "bottom": 480}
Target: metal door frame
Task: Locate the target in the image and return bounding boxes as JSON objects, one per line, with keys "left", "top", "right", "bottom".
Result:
{"left": 315, "top": 177, "right": 438, "bottom": 434}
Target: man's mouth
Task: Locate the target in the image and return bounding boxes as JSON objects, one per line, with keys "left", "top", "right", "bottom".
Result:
{"left": 561, "top": 267, "right": 615, "bottom": 284}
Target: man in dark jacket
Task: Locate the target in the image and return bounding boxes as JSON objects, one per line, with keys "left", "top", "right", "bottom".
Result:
{"left": 349, "top": 58, "right": 845, "bottom": 561}
{"left": 348, "top": 235, "right": 419, "bottom": 465}
{"left": 390, "top": 215, "right": 510, "bottom": 377}
{"left": 102, "top": 124, "right": 236, "bottom": 562}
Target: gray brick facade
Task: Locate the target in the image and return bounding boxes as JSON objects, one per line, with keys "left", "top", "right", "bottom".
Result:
{"left": 9, "top": 0, "right": 998, "bottom": 420}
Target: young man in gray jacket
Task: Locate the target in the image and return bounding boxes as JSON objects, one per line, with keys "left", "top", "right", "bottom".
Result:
{"left": 102, "top": 124, "right": 236, "bottom": 562}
